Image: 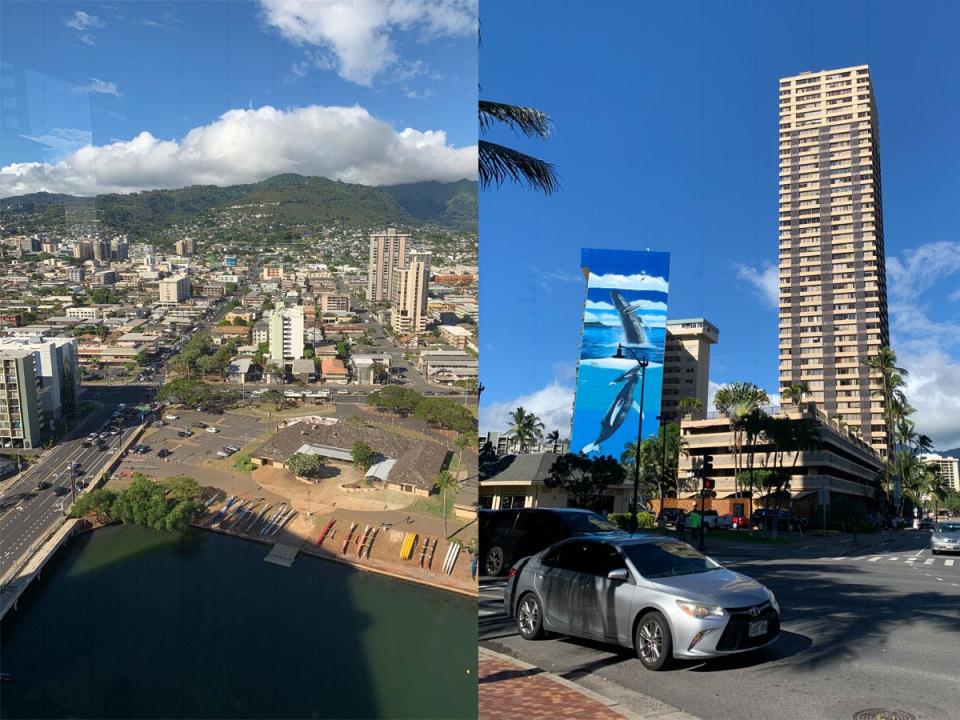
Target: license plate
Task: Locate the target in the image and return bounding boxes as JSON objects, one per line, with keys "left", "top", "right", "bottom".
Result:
{"left": 748, "top": 620, "right": 767, "bottom": 638}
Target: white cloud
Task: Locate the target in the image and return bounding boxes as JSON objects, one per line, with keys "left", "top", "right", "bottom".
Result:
{"left": 65, "top": 10, "right": 104, "bottom": 30}
{"left": 0, "top": 104, "right": 476, "bottom": 197}
{"left": 480, "top": 381, "right": 575, "bottom": 437}
{"left": 734, "top": 262, "right": 779, "bottom": 309}
{"left": 587, "top": 272, "right": 669, "bottom": 293}
{"left": 258, "top": 0, "right": 476, "bottom": 86}
{"left": 65, "top": 11, "right": 104, "bottom": 44}
{"left": 885, "top": 241, "right": 960, "bottom": 450}
{"left": 75, "top": 78, "right": 122, "bottom": 97}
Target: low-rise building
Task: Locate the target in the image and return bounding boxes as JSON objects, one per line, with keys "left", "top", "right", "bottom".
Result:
{"left": 439, "top": 324, "right": 473, "bottom": 349}
{"left": 319, "top": 357, "right": 350, "bottom": 384}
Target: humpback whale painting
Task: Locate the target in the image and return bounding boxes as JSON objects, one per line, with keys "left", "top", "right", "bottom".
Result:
{"left": 571, "top": 249, "right": 670, "bottom": 458}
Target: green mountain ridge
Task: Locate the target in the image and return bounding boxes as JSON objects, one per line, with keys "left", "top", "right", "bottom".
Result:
{"left": 0, "top": 175, "right": 477, "bottom": 237}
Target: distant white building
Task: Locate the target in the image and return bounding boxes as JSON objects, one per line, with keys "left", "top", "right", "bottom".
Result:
{"left": 268, "top": 304, "right": 305, "bottom": 362}
{"left": 159, "top": 275, "right": 191, "bottom": 305}
{"left": 920, "top": 453, "right": 960, "bottom": 493}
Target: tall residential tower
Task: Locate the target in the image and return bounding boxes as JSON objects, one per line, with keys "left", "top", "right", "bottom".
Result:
{"left": 778, "top": 65, "right": 889, "bottom": 457}
{"left": 367, "top": 229, "right": 409, "bottom": 303}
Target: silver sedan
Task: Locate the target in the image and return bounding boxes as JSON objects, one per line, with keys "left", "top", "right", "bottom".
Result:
{"left": 504, "top": 534, "right": 780, "bottom": 670}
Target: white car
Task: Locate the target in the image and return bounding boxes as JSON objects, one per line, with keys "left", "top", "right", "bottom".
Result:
{"left": 206, "top": 426, "right": 220, "bottom": 433}
{"left": 164, "top": 414, "right": 179, "bottom": 421}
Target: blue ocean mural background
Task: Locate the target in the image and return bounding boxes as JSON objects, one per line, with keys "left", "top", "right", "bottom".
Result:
{"left": 571, "top": 249, "right": 671, "bottom": 458}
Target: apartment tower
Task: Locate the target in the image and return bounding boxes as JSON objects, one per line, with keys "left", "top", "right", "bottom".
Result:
{"left": 268, "top": 304, "right": 305, "bottom": 362}
{"left": 390, "top": 250, "right": 431, "bottom": 334}
{"left": 660, "top": 318, "right": 719, "bottom": 422}
{"left": 778, "top": 65, "right": 889, "bottom": 457}
{"left": 367, "top": 228, "right": 409, "bottom": 303}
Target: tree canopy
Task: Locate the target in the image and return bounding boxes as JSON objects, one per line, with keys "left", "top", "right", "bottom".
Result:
{"left": 545, "top": 454, "right": 625, "bottom": 512}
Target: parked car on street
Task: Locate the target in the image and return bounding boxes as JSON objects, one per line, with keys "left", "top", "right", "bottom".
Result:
{"left": 750, "top": 509, "right": 807, "bottom": 531}
{"left": 505, "top": 535, "right": 781, "bottom": 670}
{"left": 701, "top": 510, "right": 733, "bottom": 530}
{"left": 919, "top": 517, "right": 936, "bottom": 531}
{"left": 479, "top": 507, "right": 619, "bottom": 576}
{"left": 656, "top": 508, "right": 686, "bottom": 525}
{"left": 931, "top": 521, "right": 960, "bottom": 555}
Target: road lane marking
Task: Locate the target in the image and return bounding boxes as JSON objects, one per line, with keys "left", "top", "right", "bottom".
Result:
{"left": 905, "top": 558, "right": 917, "bottom": 563}
{"left": 868, "top": 556, "right": 881, "bottom": 562}
{"left": 946, "top": 559, "right": 955, "bottom": 567}
{"left": 924, "top": 558, "right": 935, "bottom": 565}
{"left": 888, "top": 556, "right": 899, "bottom": 561}
{"left": 937, "top": 578, "right": 944, "bottom": 581}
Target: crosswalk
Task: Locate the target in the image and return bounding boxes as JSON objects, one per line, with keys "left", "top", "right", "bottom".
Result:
{"left": 479, "top": 579, "right": 507, "bottom": 618}
{"left": 834, "top": 554, "right": 956, "bottom": 568}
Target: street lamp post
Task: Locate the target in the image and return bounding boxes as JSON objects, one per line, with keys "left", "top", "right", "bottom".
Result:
{"left": 614, "top": 344, "right": 648, "bottom": 534}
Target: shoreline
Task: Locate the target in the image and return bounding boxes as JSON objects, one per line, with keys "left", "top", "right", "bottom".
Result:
{"left": 191, "top": 522, "right": 478, "bottom": 598}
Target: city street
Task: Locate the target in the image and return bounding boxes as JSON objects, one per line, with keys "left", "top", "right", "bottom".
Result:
{"left": 0, "top": 386, "right": 152, "bottom": 581}
{"left": 480, "top": 532, "right": 960, "bottom": 720}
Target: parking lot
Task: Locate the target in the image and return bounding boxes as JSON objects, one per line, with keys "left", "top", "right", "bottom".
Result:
{"left": 120, "top": 408, "right": 269, "bottom": 471}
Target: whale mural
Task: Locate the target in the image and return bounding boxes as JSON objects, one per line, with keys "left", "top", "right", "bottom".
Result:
{"left": 571, "top": 249, "right": 670, "bottom": 458}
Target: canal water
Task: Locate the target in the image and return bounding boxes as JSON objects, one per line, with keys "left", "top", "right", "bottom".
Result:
{"left": 0, "top": 525, "right": 477, "bottom": 719}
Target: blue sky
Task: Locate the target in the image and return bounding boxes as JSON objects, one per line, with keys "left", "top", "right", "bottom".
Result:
{"left": 479, "top": 0, "right": 960, "bottom": 451}
{"left": 0, "top": 0, "right": 476, "bottom": 195}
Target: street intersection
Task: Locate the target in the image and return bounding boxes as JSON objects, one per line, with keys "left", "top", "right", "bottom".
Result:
{"left": 480, "top": 531, "right": 960, "bottom": 720}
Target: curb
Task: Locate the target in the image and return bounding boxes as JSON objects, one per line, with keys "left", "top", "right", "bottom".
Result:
{"left": 479, "top": 647, "right": 697, "bottom": 720}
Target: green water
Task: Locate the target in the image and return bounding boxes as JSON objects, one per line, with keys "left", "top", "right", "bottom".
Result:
{"left": 0, "top": 525, "right": 477, "bottom": 719}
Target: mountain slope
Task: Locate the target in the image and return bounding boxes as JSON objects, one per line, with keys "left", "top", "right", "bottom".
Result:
{"left": 0, "top": 174, "right": 476, "bottom": 236}
{"left": 379, "top": 179, "right": 478, "bottom": 231}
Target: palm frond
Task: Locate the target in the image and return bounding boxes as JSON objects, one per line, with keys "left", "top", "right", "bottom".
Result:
{"left": 479, "top": 140, "right": 559, "bottom": 194}
{"left": 479, "top": 101, "right": 553, "bottom": 138}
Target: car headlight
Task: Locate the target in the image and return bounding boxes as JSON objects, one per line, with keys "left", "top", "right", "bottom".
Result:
{"left": 676, "top": 600, "right": 727, "bottom": 619}
{"left": 766, "top": 589, "right": 780, "bottom": 614}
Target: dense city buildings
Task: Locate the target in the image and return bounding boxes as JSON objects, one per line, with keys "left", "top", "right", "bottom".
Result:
{"left": 367, "top": 228, "right": 409, "bottom": 303}
{"left": 390, "top": 249, "right": 431, "bottom": 334}
{"left": 268, "top": 304, "right": 305, "bottom": 362}
{"left": 659, "top": 318, "right": 718, "bottom": 422}
{"left": 778, "top": 65, "right": 890, "bottom": 457}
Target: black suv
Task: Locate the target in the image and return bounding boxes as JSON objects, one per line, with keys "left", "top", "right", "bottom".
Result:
{"left": 479, "top": 507, "right": 618, "bottom": 576}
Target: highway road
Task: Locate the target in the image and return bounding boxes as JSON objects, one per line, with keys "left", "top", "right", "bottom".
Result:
{"left": 480, "top": 532, "right": 960, "bottom": 720}
{"left": 0, "top": 386, "right": 153, "bottom": 581}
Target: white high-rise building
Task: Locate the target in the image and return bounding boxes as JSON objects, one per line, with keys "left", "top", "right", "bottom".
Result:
{"left": 268, "top": 305, "right": 305, "bottom": 362}
{"left": 159, "top": 275, "right": 191, "bottom": 304}
{"left": 920, "top": 453, "right": 960, "bottom": 493}
{"left": 0, "top": 336, "right": 79, "bottom": 422}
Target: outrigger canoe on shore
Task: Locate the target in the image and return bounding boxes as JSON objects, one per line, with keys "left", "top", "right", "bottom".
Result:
{"left": 341, "top": 522, "right": 359, "bottom": 554}
{"left": 316, "top": 518, "right": 336, "bottom": 545}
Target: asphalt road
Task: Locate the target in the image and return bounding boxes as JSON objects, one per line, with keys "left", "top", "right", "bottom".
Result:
{"left": 0, "top": 386, "right": 152, "bottom": 581}
{"left": 480, "top": 532, "right": 960, "bottom": 720}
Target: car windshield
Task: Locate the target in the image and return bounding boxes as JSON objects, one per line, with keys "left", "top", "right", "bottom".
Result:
{"left": 935, "top": 524, "right": 960, "bottom": 533}
{"left": 562, "top": 512, "right": 619, "bottom": 534}
{"left": 623, "top": 541, "right": 720, "bottom": 578}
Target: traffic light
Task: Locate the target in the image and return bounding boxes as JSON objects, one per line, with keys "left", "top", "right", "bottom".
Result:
{"left": 703, "top": 477, "right": 715, "bottom": 490}
{"left": 701, "top": 455, "right": 714, "bottom": 476}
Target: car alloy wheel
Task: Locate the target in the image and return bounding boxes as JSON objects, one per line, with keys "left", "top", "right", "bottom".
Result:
{"left": 635, "top": 611, "right": 672, "bottom": 670}
{"left": 517, "top": 594, "right": 544, "bottom": 640}
{"left": 485, "top": 546, "right": 505, "bottom": 576}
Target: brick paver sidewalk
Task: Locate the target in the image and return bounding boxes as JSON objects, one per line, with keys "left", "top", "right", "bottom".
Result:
{"left": 479, "top": 649, "right": 626, "bottom": 720}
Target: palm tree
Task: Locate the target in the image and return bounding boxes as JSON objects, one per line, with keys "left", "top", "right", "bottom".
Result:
{"left": 545, "top": 429, "right": 561, "bottom": 450}
{"left": 714, "top": 382, "right": 770, "bottom": 520}
{"left": 434, "top": 470, "right": 459, "bottom": 538}
{"left": 784, "top": 382, "right": 809, "bottom": 408}
{"left": 866, "top": 347, "right": 908, "bottom": 509}
{"left": 678, "top": 396, "right": 703, "bottom": 419}
{"left": 479, "top": 101, "right": 559, "bottom": 194}
{"left": 507, "top": 407, "right": 545, "bottom": 453}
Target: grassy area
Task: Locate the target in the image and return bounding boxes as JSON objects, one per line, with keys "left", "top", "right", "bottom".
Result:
{"left": 232, "top": 452, "right": 255, "bottom": 473}
{"left": 407, "top": 493, "right": 455, "bottom": 520}
{"left": 709, "top": 529, "right": 800, "bottom": 545}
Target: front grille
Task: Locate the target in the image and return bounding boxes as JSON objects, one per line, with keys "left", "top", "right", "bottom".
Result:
{"left": 716, "top": 606, "right": 780, "bottom": 651}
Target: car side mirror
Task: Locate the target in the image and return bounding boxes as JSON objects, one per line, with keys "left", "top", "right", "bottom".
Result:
{"left": 607, "top": 568, "right": 629, "bottom": 582}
